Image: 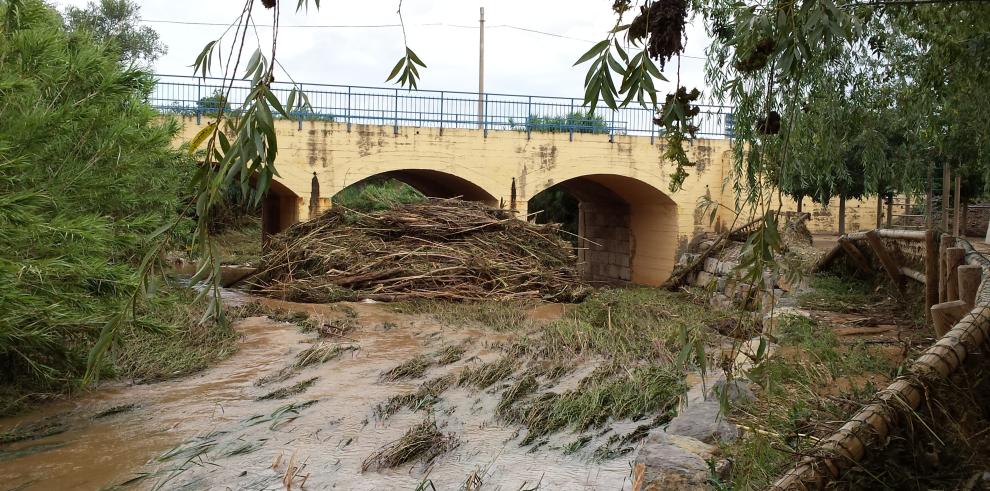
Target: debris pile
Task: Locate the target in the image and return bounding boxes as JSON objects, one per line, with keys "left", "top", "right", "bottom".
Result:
{"left": 250, "top": 198, "right": 588, "bottom": 302}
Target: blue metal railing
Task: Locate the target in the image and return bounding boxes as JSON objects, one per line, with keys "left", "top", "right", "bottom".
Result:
{"left": 150, "top": 74, "right": 734, "bottom": 140}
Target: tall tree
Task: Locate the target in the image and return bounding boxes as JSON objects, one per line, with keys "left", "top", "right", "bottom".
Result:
{"left": 63, "top": 0, "right": 165, "bottom": 65}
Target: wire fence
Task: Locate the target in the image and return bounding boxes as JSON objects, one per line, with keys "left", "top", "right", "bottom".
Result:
{"left": 150, "top": 74, "right": 735, "bottom": 140}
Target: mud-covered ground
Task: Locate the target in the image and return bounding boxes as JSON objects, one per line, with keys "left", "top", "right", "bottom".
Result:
{"left": 0, "top": 295, "right": 650, "bottom": 490}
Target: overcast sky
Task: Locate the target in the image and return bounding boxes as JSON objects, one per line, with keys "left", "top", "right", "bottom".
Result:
{"left": 52, "top": 0, "right": 712, "bottom": 99}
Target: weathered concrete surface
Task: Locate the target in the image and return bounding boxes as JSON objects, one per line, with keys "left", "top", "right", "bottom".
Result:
{"left": 172, "top": 117, "right": 883, "bottom": 285}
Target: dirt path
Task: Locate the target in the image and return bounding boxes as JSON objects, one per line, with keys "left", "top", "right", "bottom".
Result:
{"left": 0, "top": 298, "right": 634, "bottom": 490}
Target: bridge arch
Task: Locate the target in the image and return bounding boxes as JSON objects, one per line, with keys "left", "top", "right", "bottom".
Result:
{"left": 528, "top": 173, "right": 677, "bottom": 286}
{"left": 262, "top": 178, "right": 303, "bottom": 243}
{"left": 334, "top": 168, "right": 498, "bottom": 206}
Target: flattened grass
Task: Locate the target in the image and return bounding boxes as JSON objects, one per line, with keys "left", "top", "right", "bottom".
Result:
{"left": 361, "top": 418, "right": 458, "bottom": 471}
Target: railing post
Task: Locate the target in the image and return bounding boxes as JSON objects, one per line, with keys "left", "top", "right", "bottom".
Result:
{"left": 195, "top": 77, "right": 202, "bottom": 125}
{"left": 609, "top": 108, "right": 615, "bottom": 143}
{"left": 439, "top": 91, "right": 445, "bottom": 136}
{"left": 650, "top": 110, "right": 655, "bottom": 145}
{"left": 526, "top": 96, "right": 532, "bottom": 140}
{"left": 483, "top": 93, "right": 488, "bottom": 139}
{"left": 569, "top": 98, "right": 575, "bottom": 142}
{"left": 346, "top": 86, "right": 352, "bottom": 133}
{"left": 394, "top": 88, "right": 399, "bottom": 135}
{"left": 297, "top": 83, "right": 303, "bottom": 131}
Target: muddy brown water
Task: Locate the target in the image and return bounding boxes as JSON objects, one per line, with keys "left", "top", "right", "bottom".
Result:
{"left": 0, "top": 296, "right": 638, "bottom": 490}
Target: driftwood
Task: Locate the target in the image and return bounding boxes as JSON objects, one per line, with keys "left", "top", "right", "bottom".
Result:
{"left": 770, "top": 238, "right": 990, "bottom": 490}
{"left": 661, "top": 217, "right": 761, "bottom": 290}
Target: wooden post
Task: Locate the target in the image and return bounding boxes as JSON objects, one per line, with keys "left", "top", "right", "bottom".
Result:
{"left": 924, "top": 230, "right": 939, "bottom": 320}
{"left": 838, "top": 194, "right": 847, "bottom": 236}
{"left": 876, "top": 195, "right": 883, "bottom": 229}
{"left": 926, "top": 163, "right": 934, "bottom": 229}
{"left": 865, "top": 230, "right": 902, "bottom": 291}
{"left": 961, "top": 198, "right": 969, "bottom": 237}
{"left": 839, "top": 237, "right": 872, "bottom": 274}
{"left": 942, "top": 164, "right": 951, "bottom": 230}
{"left": 953, "top": 174, "right": 962, "bottom": 236}
{"left": 945, "top": 246, "right": 965, "bottom": 302}
{"left": 958, "top": 264, "right": 982, "bottom": 310}
{"left": 887, "top": 193, "right": 894, "bottom": 228}
{"left": 930, "top": 299, "right": 969, "bottom": 337}
{"left": 938, "top": 234, "right": 954, "bottom": 303}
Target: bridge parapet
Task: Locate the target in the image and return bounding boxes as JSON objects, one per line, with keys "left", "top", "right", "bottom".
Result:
{"left": 152, "top": 74, "right": 735, "bottom": 141}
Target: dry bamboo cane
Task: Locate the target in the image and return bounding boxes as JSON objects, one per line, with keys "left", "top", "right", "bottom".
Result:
{"left": 769, "top": 241, "right": 990, "bottom": 491}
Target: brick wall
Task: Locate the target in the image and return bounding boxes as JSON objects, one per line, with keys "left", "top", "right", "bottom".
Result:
{"left": 577, "top": 200, "right": 632, "bottom": 283}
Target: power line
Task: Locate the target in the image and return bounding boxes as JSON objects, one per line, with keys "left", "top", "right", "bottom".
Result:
{"left": 139, "top": 17, "right": 707, "bottom": 60}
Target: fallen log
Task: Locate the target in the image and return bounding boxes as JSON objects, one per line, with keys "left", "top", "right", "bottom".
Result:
{"left": 839, "top": 237, "right": 872, "bottom": 274}
{"left": 898, "top": 266, "right": 925, "bottom": 284}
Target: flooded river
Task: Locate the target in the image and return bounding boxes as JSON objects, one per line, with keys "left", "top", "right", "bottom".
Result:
{"left": 0, "top": 297, "right": 637, "bottom": 490}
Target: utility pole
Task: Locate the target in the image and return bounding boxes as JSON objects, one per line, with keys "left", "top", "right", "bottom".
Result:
{"left": 478, "top": 7, "right": 485, "bottom": 129}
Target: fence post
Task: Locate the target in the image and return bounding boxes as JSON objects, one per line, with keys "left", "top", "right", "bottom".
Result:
{"left": 609, "top": 108, "right": 615, "bottom": 143}
{"left": 569, "top": 98, "right": 575, "bottom": 142}
{"left": 195, "top": 78, "right": 202, "bottom": 125}
{"left": 297, "top": 83, "right": 303, "bottom": 131}
{"left": 650, "top": 111, "right": 655, "bottom": 145}
{"left": 439, "top": 91, "right": 445, "bottom": 136}
{"left": 483, "top": 93, "right": 488, "bottom": 139}
{"left": 394, "top": 88, "right": 399, "bottom": 135}
{"left": 526, "top": 96, "right": 532, "bottom": 140}
{"left": 346, "top": 86, "right": 352, "bottom": 133}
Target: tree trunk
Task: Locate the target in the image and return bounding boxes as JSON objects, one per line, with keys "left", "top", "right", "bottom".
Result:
{"left": 838, "top": 194, "right": 847, "bottom": 236}
{"left": 796, "top": 196, "right": 803, "bottom": 213}
{"left": 886, "top": 194, "right": 893, "bottom": 228}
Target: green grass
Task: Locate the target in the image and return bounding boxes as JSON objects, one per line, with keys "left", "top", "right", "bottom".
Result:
{"left": 108, "top": 289, "right": 240, "bottom": 383}
{"left": 797, "top": 274, "right": 880, "bottom": 311}
{"left": 374, "top": 374, "right": 455, "bottom": 420}
{"left": 257, "top": 377, "right": 319, "bottom": 400}
{"left": 212, "top": 219, "right": 262, "bottom": 265}
{"left": 332, "top": 178, "right": 426, "bottom": 212}
{"left": 723, "top": 313, "right": 908, "bottom": 489}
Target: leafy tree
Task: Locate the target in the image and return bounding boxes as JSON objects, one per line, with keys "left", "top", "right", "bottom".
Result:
{"left": 63, "top": 0, "right": 165, "bottom": 65}
{"left": 0, "top": 0, "right": 215, "bottom": 407}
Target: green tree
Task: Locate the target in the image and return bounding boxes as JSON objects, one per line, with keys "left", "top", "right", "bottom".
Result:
{"left": 63, "top": 0, "right": 165, "bottom": 65}
{"left": 0, "top": 0, "right": 225, "bottom": 410}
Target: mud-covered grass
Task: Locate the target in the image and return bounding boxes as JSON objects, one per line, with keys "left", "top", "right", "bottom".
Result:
{"left": 380, "top": 355, "right": 432, "bottom": 382}
{"left": 433, "top": 344, "right": 467, "bottom": 365}
{"left": 458, "top": 357, "right": 518, "bottom": 389}
{"left": 514, "top": 365, "right": 685, "bottom": 445}
{"left": 257, "top": 377, "right": 319, "bottom": 401}
{"left": 722, "top": 313, "right": 910, "bottom": 490}
{"left": 361, "top": 418, "right": 458, "bottom": 471}
{"left": 294, "top": 342, "right": 358, "bottom": 369}
{"left": 374, "top": 375, "right": 456, "bottom": 420}
{"left": 392, "top": 300, "right": 534, "bottom": 331}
